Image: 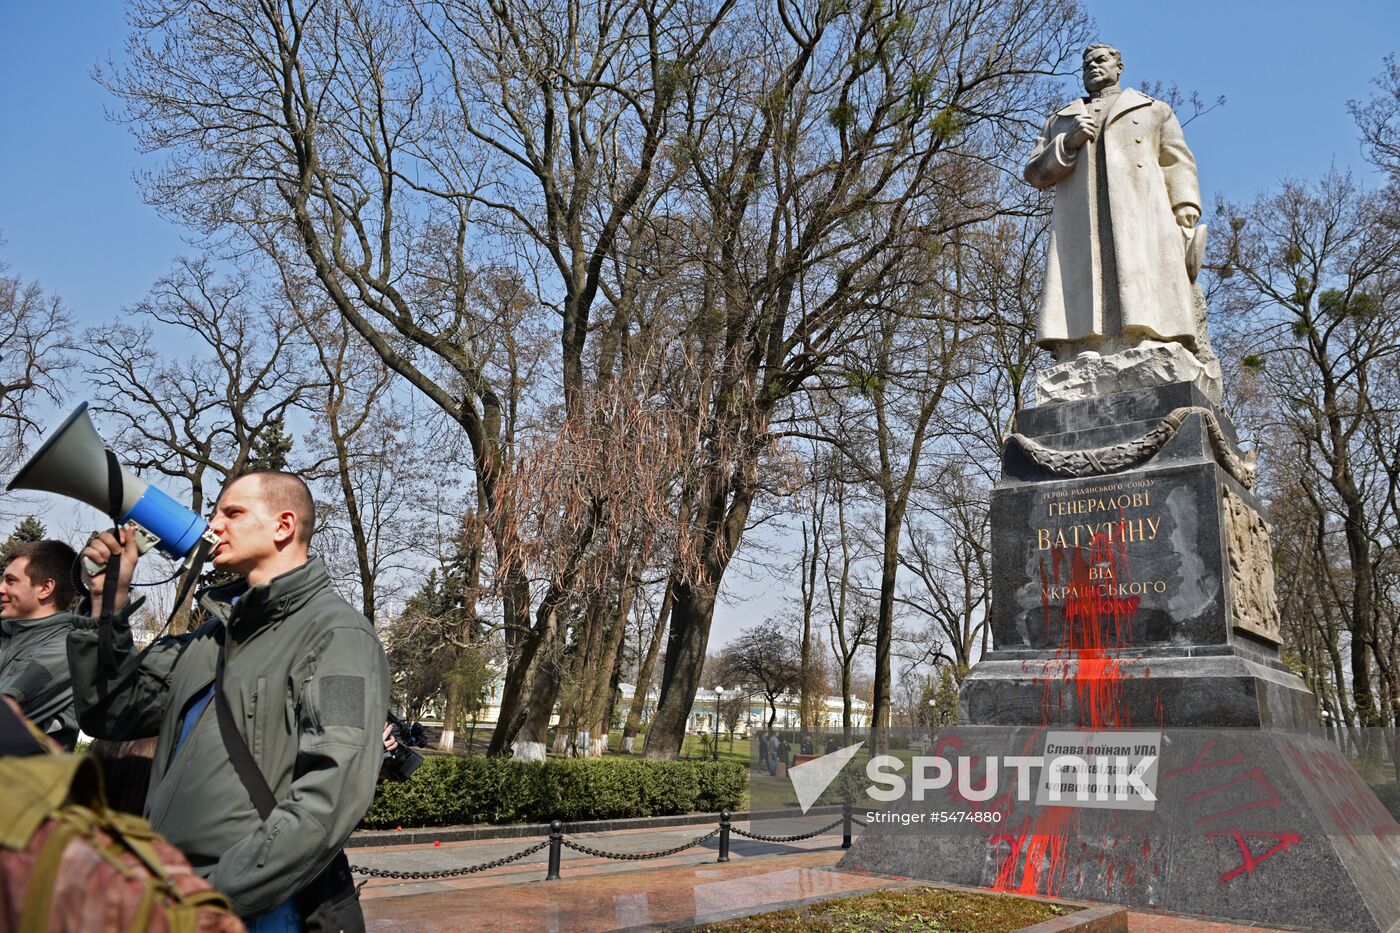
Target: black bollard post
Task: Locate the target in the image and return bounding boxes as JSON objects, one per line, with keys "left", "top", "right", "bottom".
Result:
{"left": 546, "top": 820, "right": 563, "bottom": 880}
{"left": 718, "top": 811, "right": 731, "bottom": 863}
{"left": 842, "top": 802, "right": 852, "bottom": 849}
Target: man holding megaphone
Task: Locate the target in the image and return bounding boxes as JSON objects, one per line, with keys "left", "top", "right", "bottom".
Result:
{"left": 67, "top": 470, "right": 390, "bottom": 932}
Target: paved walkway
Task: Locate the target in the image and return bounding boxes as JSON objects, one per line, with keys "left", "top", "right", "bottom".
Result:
{"left": 353, "top": 822, "right": 1298, "bottom": 932}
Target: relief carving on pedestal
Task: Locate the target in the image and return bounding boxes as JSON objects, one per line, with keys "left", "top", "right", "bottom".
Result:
{"left": 1222, "top": 486, "right": 1282, "bottom": 645}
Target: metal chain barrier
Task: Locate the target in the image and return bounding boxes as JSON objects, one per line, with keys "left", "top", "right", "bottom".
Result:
{"left": 351, "top": 806, "right": 860, "bottom": 883}
{"left": 560, "top": 827, "right": 721, "bottom": 861}
{"left": 349, "top": 839, "right": 549, "bottom": 880}
{"left": 729, "top": 817, "right": 843, "bottom": 843}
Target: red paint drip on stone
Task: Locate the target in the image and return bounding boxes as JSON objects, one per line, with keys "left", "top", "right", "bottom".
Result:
{"left": 997, "top": 514, "right": 1148, "bottom": 895}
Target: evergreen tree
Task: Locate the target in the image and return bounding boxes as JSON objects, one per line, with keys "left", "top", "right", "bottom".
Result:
{"left": 0, "top": 516, "right": 47, "bottom": 564}
{"left": 246, "top": 415, "right": 294, "bottom": 472}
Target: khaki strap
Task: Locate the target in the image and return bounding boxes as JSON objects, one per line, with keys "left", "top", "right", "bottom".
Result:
{"left": 128, "top": 876, "right": 158, "bottom": 933}
{"left": 18, "top": 821, "right": 80, "bottom": 933}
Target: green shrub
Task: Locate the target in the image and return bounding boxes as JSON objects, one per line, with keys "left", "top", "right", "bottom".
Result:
{"left": 1372, "top": 782, "right": 1400, "bottom": 821}
{"left": 362, "top": 755, "right": 747, "bottom": 829}
{"left": 696, "top": 758, "right": 749, "bottom": 812}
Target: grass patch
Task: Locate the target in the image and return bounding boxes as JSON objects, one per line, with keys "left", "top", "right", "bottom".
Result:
{"left": 695, "top": 886, "right": 1070, "bottom": 932}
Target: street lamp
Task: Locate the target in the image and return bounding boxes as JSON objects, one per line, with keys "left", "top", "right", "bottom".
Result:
{"left": 713, "top": 686, "right": 725, "bottom": 761}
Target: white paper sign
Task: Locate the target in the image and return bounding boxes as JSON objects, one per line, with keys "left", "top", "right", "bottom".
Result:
{"left": 1034, "top": 730, "right": 1162, "bottom": 811}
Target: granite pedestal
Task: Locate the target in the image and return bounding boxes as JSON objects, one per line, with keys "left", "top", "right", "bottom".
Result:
{"left": 838, "top": 729, "right": 1400, "bottom": 932}
{"left": 959, "top": 382, "right": 1317, "bottom": 730}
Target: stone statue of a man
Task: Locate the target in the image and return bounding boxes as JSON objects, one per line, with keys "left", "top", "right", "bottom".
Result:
{"left": 1025, "top": 44, "right": 1212, "bottom": 387}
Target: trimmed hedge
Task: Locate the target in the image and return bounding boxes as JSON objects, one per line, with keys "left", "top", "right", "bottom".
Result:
{"left": 1374, "top": 782, "right": 1400, "bottom": 821}
{"left": 362, "top": 755, "right": 747, "bottom": 829}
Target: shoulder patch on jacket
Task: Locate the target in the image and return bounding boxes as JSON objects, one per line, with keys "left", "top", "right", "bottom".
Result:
{"left": 7, "top": 660, "right": 53, "bottom": 704}
{"left": 319, "top": 675, "right": 365, "bottom": 729}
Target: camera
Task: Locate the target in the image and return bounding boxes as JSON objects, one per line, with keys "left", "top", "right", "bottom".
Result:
{"left": 381, "top": 711, "right": 424, "bottom": 782}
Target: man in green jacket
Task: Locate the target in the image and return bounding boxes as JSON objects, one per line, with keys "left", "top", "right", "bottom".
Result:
{"left": 69, "top": 470, "right": 390, "bottom": 930}
{"left": 0, "top": 540, "right": 80, "bottom": 750}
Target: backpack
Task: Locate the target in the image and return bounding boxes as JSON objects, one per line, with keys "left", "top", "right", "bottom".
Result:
{"left": 0, "top": 713, "right": 244, "bottom": 933}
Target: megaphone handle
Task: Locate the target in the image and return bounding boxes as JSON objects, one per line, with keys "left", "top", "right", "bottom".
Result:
{"left": 97, "top": 550, "right": 125, "bottom": 674}
{"left": 95, "top": 446, "right": 127, "bottom": 675}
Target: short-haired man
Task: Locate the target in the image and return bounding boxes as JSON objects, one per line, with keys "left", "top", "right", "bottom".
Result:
{"left": 0, "top": 539, "right": 80, "bottom": 749}
{"left": 68, "top": 471, "right": 390, "bottom": 931}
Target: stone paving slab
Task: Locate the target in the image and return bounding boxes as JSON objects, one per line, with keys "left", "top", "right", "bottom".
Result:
{"left": 356, "top": 825, "right": 1305, "bottom": 932}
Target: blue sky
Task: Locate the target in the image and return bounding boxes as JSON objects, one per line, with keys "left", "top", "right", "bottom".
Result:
{"left": 2, "top": 1, "right": 1395, "bottom": 328}
{"left": 2, "top": 1, "right": 1397, "bottom": 644}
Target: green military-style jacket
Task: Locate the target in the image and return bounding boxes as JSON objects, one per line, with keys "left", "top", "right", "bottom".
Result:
{"left": 66, "top": 557, "right": 390, "bottom": 916}
{"left": 0, "top": 610, "right": 79, "bottom": 748}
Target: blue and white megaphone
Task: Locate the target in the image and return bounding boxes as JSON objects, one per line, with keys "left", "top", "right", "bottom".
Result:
{"left": 6, "top": 402, "right": 217, "bottom": 570}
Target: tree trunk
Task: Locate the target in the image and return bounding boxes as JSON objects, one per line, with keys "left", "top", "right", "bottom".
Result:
{"left": 645, "top": 578, "right": 717, "bottom": 758}
{"left": 1343, "top": 496, "right": 1380, "bottom": 726}
{"left": 438, "top": 676, "right": 457, "bottom": 753}
{"left": 488, "top": 504, "right": 601, "bottom": 756}
{"left": 586, "top": 574, "right": 637, "bottom": 756}
{"left": 593, "top": 616, "right": 632, "bottom": 756}
{"left": 870, "top": 504, "right": 901, "bottom": 753}
{"left": 841, "top": 666, "right": 854, "bottom": 744}
{"left": 798, "top": 522, "right": 820, "bottom": 731}
{"left": 625, "top": 583, "right": 672, "bottom": 753}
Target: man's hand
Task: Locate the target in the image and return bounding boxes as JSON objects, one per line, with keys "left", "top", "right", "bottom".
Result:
{"left": 82, "top": 528, "right": 140, "bottom": 617}
{"left": 382, "top": 721, "right": 399, "bottom": 754}
{"left": 1174, "top": 205, "right": 1200, "bottom": 228}
{"left": 1066, "top": 113, "right": 1098, "bottom": 150}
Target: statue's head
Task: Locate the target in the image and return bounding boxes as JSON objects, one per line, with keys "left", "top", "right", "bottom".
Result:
{"left": 1082, "top": 44, "right": 1123, "bottom": 93}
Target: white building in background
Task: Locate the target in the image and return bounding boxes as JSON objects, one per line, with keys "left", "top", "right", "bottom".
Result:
{"left": 424, "top": 677, "right": 870, "bottom": 735}
{"left": 670, "top": 685, "right": 872, "bottom": 735}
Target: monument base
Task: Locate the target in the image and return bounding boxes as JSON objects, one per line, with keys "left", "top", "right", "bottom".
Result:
{"left": 961, "top": 652, "right": 1320, "bottom": 730}
{"left": 976, "top": 381, "right": 1315, "bottom": 730}
{"left": 837, "top": 730, "right": 1400, "bottom": 932}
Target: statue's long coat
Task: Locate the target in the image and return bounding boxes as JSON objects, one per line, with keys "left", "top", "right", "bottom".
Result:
{"left": 1024, "top": 87, "right": 1200, "bottom": 348}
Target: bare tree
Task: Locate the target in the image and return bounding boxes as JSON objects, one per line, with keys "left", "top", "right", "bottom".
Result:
{"left": 84, "top": 257, "right": 318, "bottom": 511}
{"left": 106, "top": 0, "right": 737, "bottom": 758}
{"left": 816, "top": 470, "right": 877, "bottom": 741}
{"left": 0, "top": 255, "right": 75, "bottom": 485}
{"left": 717, "top": 621, "right": 800, "bottom": 729}
{"left": 1214, "top": 171, "right": 1400, "bottom": 726}
{"left": 622, "top": 581, "right": 671, "bottom": 753}
{"left": 297, "top": 307, "right": 440, "bottom": 622}
{"left": 646, "top": 0, "right": 1087, "bottom": 758}
{"left": 899, "top": 463, "right": 992, "bottom": 672}
{"left": 1350, "top": 55, "right": 1400, "bottom": 179}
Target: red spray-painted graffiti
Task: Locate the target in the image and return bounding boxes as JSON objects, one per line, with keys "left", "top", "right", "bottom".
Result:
{"left": 989, "top": 515, "right": 1326, "bottom": 893}
{"left": 994, "top": 520, "right": 1142, "bottom": 895}
{"left": 1206, "top": 828, "right": 1302, "bottom": 883}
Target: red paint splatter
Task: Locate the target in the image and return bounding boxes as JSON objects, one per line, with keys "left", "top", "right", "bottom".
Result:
{"left": 1016, "top": 807, "right": 1072, "bottom": 896}
{"left": 1035, "top": 517, "right": 1142, "bottom": 729}
{"left": 1189, "top": 765, "right": 1282, "bottom": 825}
{"left": 1161, "top": 738, "right": 1245, "bottom": 786}
{"left": 991, "top": 832, "right": 1028, "bottom": 891}
{"left": 1206, "top": 827, "right": 1302, "bottom": 883}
